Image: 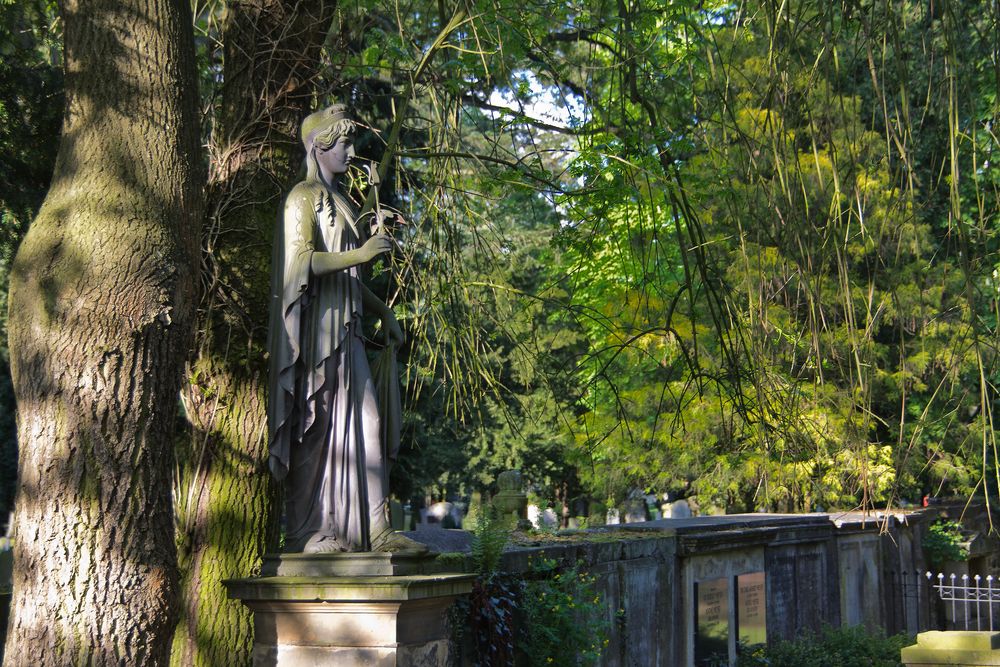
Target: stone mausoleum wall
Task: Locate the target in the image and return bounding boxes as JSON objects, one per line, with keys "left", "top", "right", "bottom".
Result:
{"left": 411, "top": 505, "right": 995, "bottom": 666}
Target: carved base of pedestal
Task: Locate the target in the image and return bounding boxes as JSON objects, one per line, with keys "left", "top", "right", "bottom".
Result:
{"left": 226, "top": 558, "right": 474, "bottom": 667}
{"left": 252, "top": 641, "right": 451, "bottom": 667}
{"left": 261, "top": 549, "right": 436, "bottom": 577}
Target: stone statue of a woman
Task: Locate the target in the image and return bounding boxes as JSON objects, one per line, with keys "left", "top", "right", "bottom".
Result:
{"left": 267, "top": 104, "right": 420, "bottom": 553}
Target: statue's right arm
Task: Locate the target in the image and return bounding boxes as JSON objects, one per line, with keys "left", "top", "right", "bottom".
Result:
{"left": 284, "top": 184, "right": 394, "bottom": 279}
{"left": 311, "top": 235, "right": 394, "bottom": 276}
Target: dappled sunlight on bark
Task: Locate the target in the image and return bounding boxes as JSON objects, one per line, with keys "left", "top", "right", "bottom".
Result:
{"left": 4, "top": 0, "right": 202, "bottom": 664}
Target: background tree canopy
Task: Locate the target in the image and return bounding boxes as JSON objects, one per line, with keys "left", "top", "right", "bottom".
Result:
{"left": 3, "top": 0, "right": 999, "bottom": 662}
{"left": 343, "top": 0, "right": 1000, "bottom": 515}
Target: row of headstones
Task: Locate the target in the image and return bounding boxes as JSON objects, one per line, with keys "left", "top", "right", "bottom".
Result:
{"left": 401, "top": 494, "right": 694, "bottom": 531}
{"left": 532, "top": 497, "right": 694, "bottom": 528}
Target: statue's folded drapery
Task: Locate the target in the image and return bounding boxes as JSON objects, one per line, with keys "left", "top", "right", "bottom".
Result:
{"left": 266, "top": 182, "right": 398, "bottom": 551}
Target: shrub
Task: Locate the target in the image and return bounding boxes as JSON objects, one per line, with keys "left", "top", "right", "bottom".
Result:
{"left": 519, "top": 557, "right": 610, "bottom": 666}
{"left": 736, "top": 625, "right": 909, "bottom": 667}
{"left": 453, "top": 514, "right": 610, "bottom": 667}
{"left": 923, "top": 519, "right": 969, "bottom": 569}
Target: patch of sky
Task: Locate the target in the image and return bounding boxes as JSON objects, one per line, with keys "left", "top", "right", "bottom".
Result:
{"left": 487, "top": 70, "right": 587, "bottom": 132}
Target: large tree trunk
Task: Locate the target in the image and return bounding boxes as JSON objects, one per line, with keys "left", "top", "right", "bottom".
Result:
{"left": 3, "top": 0, "right": 202, "bottom": 665}
{"left": 170, "top": 2, "right": 334, "bottom": 664}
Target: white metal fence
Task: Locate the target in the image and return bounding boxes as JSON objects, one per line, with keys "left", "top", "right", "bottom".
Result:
{"left": 922, "top": 571, "right": 1000, "bottom": 631}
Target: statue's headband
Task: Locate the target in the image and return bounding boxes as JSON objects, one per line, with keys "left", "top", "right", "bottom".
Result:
{"left": 301, "top": 104, "right": 352, "bottom": 145}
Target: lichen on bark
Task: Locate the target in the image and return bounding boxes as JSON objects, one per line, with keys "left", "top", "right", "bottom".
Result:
{"left": 3, "top": 0, "right": 203, "bottom": 664}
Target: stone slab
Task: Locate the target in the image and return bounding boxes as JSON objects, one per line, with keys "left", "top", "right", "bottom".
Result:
{"left": 225, "top": 572, "right": 476, "bottom": 603}
{"left": 901, "top": 647, "right": 1000, "bottom": 666}
{"left": 261, "top": 550, "right": 438, "bottom": 577}
{"left": 736, "top": 571, "right": 766, "bottom": 646}
{"left": 252, "top": 638, "right": 451, "bottom": 666}
{"left": 694, "top": 576, "right": 729, "bottom": 663}
{"left": 249, "top": 598, "right": 453, "bottom": 646}
{"left": 901, "top": 631, "right": 1000, "bottom": 667}
{"left": 912, "top": 631, "right": 1000, "bottom": 651}
{"left": 402, "top": 529, "right": 471, "bottom": 554}
{"left": 228, "top": 573, "right": 473, "bottom": 667}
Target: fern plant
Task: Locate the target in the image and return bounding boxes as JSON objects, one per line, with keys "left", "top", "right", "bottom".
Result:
{"left": 471, "top": 505, "right": 510, "bottom": 575}
{"left": 464, "top": 505, "right": 517, "bottom": 666}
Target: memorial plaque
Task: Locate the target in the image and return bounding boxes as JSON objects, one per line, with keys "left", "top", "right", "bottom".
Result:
{"left": 695, "top": 577, "right": 730, "bottom": 665}
{"left": 737, "top": 571, "right": 767, "bottom": 648}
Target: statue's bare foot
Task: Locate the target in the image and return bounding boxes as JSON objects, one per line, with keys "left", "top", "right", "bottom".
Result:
{"left": 370, "top": 528, "right": 429, "bottom": 553}
{"left": 302, "top": 533, "right": 347, "bottom": 553}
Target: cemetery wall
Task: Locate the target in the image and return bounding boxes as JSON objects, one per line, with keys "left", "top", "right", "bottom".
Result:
{"left": 459, "top": 508, "right": 959, "bottom": 666}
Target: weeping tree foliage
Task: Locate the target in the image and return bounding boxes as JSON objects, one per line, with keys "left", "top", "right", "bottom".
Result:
{"left": 674, "top": 0, "right": 1000, "bottom": 510}
{"left": 534, "top": 0, "right": 1000, "bottom": 513}
{"left": 355, "top": 0, "right": 1000, "bottom": 516}
{"left": 172, "top": 0, "right": 1000, "bottom": 522}
{"left": 307, "top": 0, "right": 598, "bottom": 504}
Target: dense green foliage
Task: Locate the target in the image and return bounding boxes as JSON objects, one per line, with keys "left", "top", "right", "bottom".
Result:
{"left": 737, "top": 625, "right": 908, "bottom": 667}
{"left": 520, "top": 557, "right": 609, "bottom": 666}
{"left": 461, "top": 507, "right": 517, "bottom": 666}
{"left": 538, "top": 0, "right": 1000, "bottom": 513}
{"left": 923, "top": 519, "right": 970, "bottom": 568}
{"left": 456, "top": 515, "right": 609, "bottom": 666}
{"left": 362, "top": 0, "right": 1000, "bottom": 515}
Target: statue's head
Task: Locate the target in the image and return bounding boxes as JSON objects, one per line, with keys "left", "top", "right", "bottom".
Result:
{"left": 302, "top": 104, "right": 357, "bottom": 182}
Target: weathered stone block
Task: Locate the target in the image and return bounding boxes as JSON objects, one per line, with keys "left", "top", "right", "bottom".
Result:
{"left": 226, "top": 567, "right": 474, "bottom": 667}
{"left": 901, "top": 631, "right": 1000, "bottom": 666}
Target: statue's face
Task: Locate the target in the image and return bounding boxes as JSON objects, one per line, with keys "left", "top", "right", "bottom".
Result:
{"left": 315, "top": 134, "right": 355, "bottom": 176}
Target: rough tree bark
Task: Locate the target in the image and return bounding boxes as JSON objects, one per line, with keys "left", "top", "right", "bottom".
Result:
{"left": 170, "top": 2, "right": 335, "bottom": 664}
{"left": 4, "top": 0, "right": 202, "bottom": 665}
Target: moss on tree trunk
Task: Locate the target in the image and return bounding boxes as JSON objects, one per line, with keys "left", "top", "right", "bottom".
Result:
{"left": 3, "top": 0, "right": 203, "bottom": 664}
{"left": 169, "top": 2, "right": 334, "bottom": 664}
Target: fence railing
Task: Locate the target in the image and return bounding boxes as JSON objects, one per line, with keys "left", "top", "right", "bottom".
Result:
{"left": 918, "top": 571, "right": 1000, "bottom": 632}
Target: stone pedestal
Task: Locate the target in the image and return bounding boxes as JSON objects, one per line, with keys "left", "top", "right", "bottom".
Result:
{"left": 226, "top": 551, "right": 474, "bottom": 667}
{"left": 901, "top": 631, "right": 1000, "bottom": 666}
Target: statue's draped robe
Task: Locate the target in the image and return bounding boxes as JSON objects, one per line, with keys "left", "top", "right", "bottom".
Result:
{"left": 267, "top": 182, "right": 393, "bottom": 551}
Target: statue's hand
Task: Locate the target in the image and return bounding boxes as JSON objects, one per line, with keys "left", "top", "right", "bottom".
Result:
{"left": 360, "top": 234, "right": 394, "bottom": 262}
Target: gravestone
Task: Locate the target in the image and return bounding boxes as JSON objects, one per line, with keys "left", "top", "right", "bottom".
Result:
{"left": 665, "top": 499, "right": 692, "bottom": 519}
{"left": 624, "top": 499, "right": 648, "bottom": 523}
{"left": 695, "top": 577, "right": 729, "bottom": 665}
{"left": 492, "top": 470, "right": 529, "bottom": 529}
{"left": 687, "top": 553, "right": 767, "bottom": 666}
{"left": 737, "top": 572, "right": 767, "bottom": 647}
{"left": 527, "top": 505, "right": 559, "bottom": 529}
{"left": 390, "top": 498, "right": 404, "bottom": 531}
